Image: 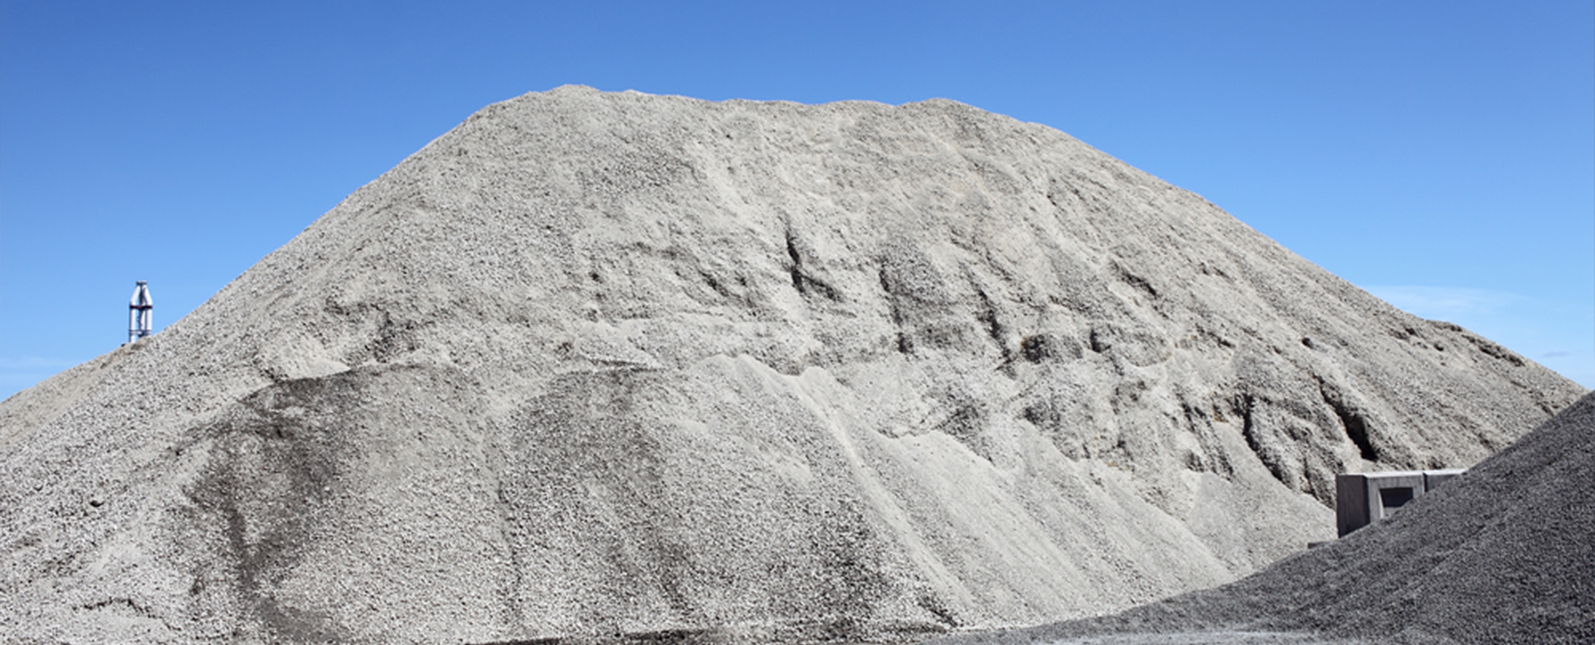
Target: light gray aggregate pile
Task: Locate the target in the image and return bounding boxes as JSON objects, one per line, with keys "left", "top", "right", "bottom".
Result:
{"left": 0, "top": 87, "right": 1584, "bottom": 644}
{"left": 933, "top": 390, "right": 1595, "bottom": 645}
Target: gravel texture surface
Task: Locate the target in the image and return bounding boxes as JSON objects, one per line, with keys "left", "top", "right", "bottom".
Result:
{"left": 933, "top": 391, "right": 1595, "bottom": 645}
{"left": 1, "top": 87, "right": 1584, "bottom": 644}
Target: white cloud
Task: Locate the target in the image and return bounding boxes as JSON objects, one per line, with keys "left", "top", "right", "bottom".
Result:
{"left": 1361, "top": 285, "right": 1522, "bottom": 320}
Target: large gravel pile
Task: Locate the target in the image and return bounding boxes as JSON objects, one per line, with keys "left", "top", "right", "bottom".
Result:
{"left": 1, "top": 87, "right": 1584, "bottom": 644}
{"left": 936, "top": 390, "right": 1595, "bottom": 645}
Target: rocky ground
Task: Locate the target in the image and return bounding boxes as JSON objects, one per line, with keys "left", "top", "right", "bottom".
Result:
{"left": 931, "top": 391, "right": 1595, "bottom": 645}
{"left": 2, "top": 87, "right": 1583, "bottom": 644}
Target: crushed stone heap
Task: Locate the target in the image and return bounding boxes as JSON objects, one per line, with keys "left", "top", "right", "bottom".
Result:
{"left": 1, "top": 86, "right": 1585, "bottom": 644}
{"left": 937, "top": 390, "right": 1595, "bottom": 645}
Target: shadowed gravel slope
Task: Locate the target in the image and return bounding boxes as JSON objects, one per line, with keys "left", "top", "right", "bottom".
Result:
{"left": 934, "top": 391, "right": 1595, "bottom": 645}
{"left": 1, "top": 87, "right": 1584, "bottom": 644}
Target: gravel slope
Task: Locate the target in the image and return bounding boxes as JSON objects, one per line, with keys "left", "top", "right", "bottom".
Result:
{"left": 1, "top": 87, "right": 1583, "bottom": 644}
{"left": 934, "top": 391, "right": 1595, "bottom": 645}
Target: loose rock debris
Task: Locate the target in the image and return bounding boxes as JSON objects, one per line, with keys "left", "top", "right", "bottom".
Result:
{"left": 1, "top": 87, "right": 1583, "bottom": 644}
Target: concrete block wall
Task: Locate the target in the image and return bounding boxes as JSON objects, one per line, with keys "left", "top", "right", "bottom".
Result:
{"left": 1335, "top": 469, "right": 1466, "bottom": 537}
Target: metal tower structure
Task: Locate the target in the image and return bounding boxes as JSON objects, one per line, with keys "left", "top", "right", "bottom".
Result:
{"left": 128, "top": 281, "right": 153, "bottom": 344}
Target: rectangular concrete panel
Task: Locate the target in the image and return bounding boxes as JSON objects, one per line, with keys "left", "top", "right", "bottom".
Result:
{"left": 1337, "top": 470, "right": 1446, "bottom": 537}
{"left": 1424, "top": 468, "right": 1466, "bottom": 492}
{"left": 1336, "top": 474, "right": 1370, "bottom": 537}
{"left": 1366, "top": 471, "right": 1425, "bottom": 524}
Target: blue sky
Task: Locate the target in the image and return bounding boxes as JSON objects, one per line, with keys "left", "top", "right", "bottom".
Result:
{"left": 2, "top": 0, "right": 1591, "bottom": 399}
